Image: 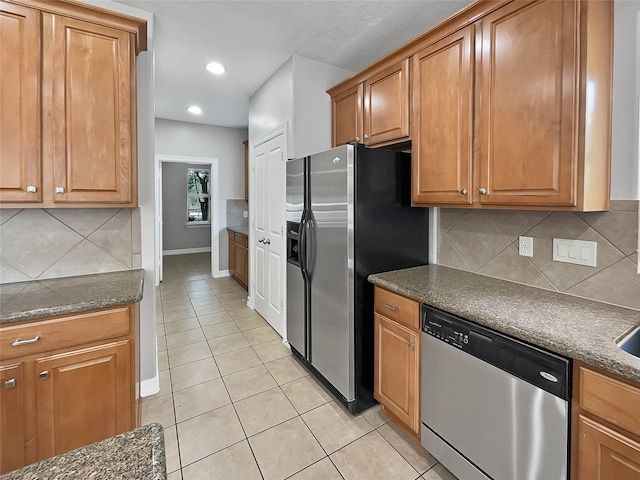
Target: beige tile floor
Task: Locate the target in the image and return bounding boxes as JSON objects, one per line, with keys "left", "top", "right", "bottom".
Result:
{"left": 143, "top": 253, "right": 458, "bottom": 480}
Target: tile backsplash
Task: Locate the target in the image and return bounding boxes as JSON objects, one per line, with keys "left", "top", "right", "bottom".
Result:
{"left": 438, "top": 201, "right": 640, "bottom": 311}
{"left": 227, "top": 199, "right": 249, "bottom": 227}
{"left": 0, "top": 208, "right": 141, "bottom": 284}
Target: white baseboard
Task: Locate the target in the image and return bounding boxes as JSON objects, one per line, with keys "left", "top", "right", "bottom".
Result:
{"left": 216, "top": 269, "right": 231, "bottom": 278}
{"left": 140, "top": 375, "right": 160, "bottom": 397}
{"left": 163, "top": 247, "right": 211, "bottom": 256}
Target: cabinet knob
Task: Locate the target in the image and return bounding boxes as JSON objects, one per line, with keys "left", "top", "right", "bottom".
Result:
{"left": 364, "top": 134, "right": 369, "bottom": 139}
{"left": 408, "top": 343, "right": 415, "bottom": 349}
{"left": 4, "top": 379, "right": 16, "bottom": 389}
{"left": 355, "top": 136, "right": 361, "bottom": 142}
{"left": 26, "top": 186, "right": 37, "bottom": 193}
{"left": 55, "top": 187, "right": 65, "bottom": 194}
{"left": 479, "top": 188, "right": 487, "bottom": 195}
{"left": 39, "top": 371, "right": 49, "bottom": 380}
{"left": 460, "top": 189, "right": 467, "bottom": 195}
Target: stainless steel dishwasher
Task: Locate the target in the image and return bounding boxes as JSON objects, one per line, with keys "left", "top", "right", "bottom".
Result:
{"left": 421, "top": 304, "right": 571, "bottom": 480}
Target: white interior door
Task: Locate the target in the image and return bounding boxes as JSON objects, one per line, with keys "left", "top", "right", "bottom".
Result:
{"left": 253, "top": 134, "right": 286, "bottom": 338}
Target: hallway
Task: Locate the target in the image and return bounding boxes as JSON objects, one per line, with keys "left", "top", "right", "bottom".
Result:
{"left": 143, "top": 253, "right": 456, "bottom": 480}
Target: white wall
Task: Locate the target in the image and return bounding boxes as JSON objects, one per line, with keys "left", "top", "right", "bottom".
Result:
{"left": 162, "top": 163, "right": 212, "bottom": 251}
{"left": 611, "top": 0, "right": 640, "bottom": 200}
{"left": 155, "top": 119, "right": 247, "bottom": 269}
{"left": 249, "top": 55, "right": 353, "bottom": 157}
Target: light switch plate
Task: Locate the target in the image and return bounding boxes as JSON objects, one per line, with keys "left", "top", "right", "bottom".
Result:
{"left": 552, "top": 238, "right": 597, "bottom": 267}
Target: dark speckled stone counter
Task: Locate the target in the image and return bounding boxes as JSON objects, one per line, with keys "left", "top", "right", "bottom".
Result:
{"left": 0, "top": 269, "right": 144, "bottom": 325}
{"left": 369, "top": 265, "right": 640, "bottom": 384}
{"left": 0, "top": 423, "right": 166, "bottom": 480}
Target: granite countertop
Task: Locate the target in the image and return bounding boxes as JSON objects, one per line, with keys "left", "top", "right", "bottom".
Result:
{"left": 0, "top": 423, "right": 166, "bottom": 480}
{"left": 227, "top": 225, "right": 249, "bottom": 236}
{"left": 369, "top": 265, "right": 640, "bottom": 384}
{"left": 0, "top": 269, "right": 144, "bottom": 325}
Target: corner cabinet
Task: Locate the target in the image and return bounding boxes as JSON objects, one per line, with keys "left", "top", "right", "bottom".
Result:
{"left": 0, "top": 305, "right": 140, "bottom": 474}
{"left": 0, "top": 0, "right": 146, "bottom": 207}
{"left": 572, "top": 362, "right": 640, "bottom": 480}
{"left": 373, "top": 287, "right": 421, "bottom": 440}
{"left": 228, "top": 229, "right": 248, "bottom": 290}
{"left": 329, "top": 59, "right": 409, "bottom": 148}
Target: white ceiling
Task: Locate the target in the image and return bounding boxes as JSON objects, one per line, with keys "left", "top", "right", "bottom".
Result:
{"left": 115, "top": 0, "right": 474, "bottom": 128}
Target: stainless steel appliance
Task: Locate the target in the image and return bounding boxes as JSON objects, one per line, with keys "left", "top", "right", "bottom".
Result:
{"left": 286, "top": 143, "right": 429, "bottom": 413}
{"left": 421, "top": 304, "right": 571, "bottom": 480}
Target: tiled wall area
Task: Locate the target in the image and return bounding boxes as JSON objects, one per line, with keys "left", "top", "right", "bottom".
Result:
{"left": 226, "top": 199, "right": 249, "bottom": 227}
{"left": 438, "top": 201, "right": 640, "bottom": 311}
{"left": 0, "top": 208, "right": 141, "bottom": 284}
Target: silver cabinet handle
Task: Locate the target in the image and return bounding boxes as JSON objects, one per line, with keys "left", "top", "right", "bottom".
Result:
{"left": 355, "top": 136, "right": 361, "bottom": 142}
{"left": 364, "top": 134, "right": 369, "bottom": 139}
{"left": 12, "top": 335, "right": 40, "bottom": 346}
{"left": 4, "top": 379, "right": 16, "bottom": 389}
{"left": 479, "top": 188, "right": 487, "bottom": 195}
{"left": 460, "top": 189, "right": 467, "bottom": 195}
{"left": 384, "top": 303, "right": 398, "bottom": 311}
{"left": 39, "top": 371, "right": 49, "bottom": 380}
{"left": 26, "top": 186, "right": 37, "bottom": 193}
{"left": 55, "top": 187, "right": 65, "bottom": 194}
{"left": 408, "top": 343, "right": 415, "bottom": 349}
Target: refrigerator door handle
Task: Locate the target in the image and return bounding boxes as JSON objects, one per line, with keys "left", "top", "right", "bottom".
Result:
{"left": 306, "top": 217, "right": 317, "bottom": 276}
{"left": 299, "top": 217, "right": 307, "bottom": 274}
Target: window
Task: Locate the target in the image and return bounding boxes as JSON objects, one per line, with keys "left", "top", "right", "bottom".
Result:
{"left": 187, "top": 167, "right": 210, "bottom": 224}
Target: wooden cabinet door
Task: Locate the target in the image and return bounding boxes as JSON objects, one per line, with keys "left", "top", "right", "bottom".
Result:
{"left": 374, "top": 314, "right": 420, "bottom": 434}
{"left": 363, "top": 59, "right": 409, "bottom": 146}
{"left": 0, "top": 2, "right": 41, "bottom": 203}
{"left": 332, "top": 84, "right": 363, "bottom": 147}
{"left": 228, "top": 232, "right": 236, "bottom": 275}
{"left": 412, "top": 26, "right": 473, "bottom": 205}
{"left": 35, "top": 340, "right": 131, "bottom": 460}
{"left": 578, "top": 414, "right": 640, "bottom": 479}
{"left": 234, "top": 242, "right": 248, "bottom": 289}
{"left": 47, "top": 15, "right": 136, "bottom": 205}
{"left": 478, "top": 0, "right": 578, "bottom": 207}
{"left": 0, "top": 362, "right": 28, "bottom": 474}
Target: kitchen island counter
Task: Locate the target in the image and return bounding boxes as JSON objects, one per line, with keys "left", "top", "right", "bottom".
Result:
{"left": 0, "top": 423, "right": 166, "bottom": 480}
{"left": 369, "top": 265, "right": 640, "bottom": 384}
{"left": 0, "top": 269, "right": 144, "bottom": 325}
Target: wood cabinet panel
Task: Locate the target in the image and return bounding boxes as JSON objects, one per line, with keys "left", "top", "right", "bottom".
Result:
{"left": 0, "top": 2, "right": 41, "bottom": 203}
{"left": 234, "top": 242, "right": 248, "bottom": 289}
{"left": 478, "top": 0, "right": 577, "bottom": 207}
{"left": 48, "top": 15, "right": 135, "bottom": 204}
{"left": 0, "top": 362, "right": 28, "bottom": 473}
{"left": 363, "top": 59, "right": 409, "bottom": 146}
{"left": 578, "top": 414, "right": 640, "bottom": 480}
{"left": 374, "top": 313, "right": 420, "bottom": 435}
{"left": 374, "top": 288, "right": 420, "bottom": 330}
{"left": 332, "top": 84, "right": 363, "bottom": 147}
{"left": 0, "top": 307, "right": 130, "bottom": 361}
{"left": 228, "top": 231, "right": 236, "bottom": 275}
{"left": 35, "top": 340, "right": 131, "bottom": 459}
{"left": 412, "top": 25, "right": 473, "bottom": 205}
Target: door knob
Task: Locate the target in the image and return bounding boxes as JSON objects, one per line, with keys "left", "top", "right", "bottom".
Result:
{"left": 460, "top": 189, "right": 467, "bottom": 195}
{"left": 258, "top": 238, "right": 264, "bottom": 244}
{"left": 265, "top": 239, "right": 271, "bottom": 245}
{"left": 26, "top": 186, "right": 37, "bottom": 193}
{"left": 479, "top": 188, "right": 487, "bottom": 195}
{"left": 4, "top": 379, "right": 16, "bottom": 389}
{"left": 55, "top": 187, "right": 65, "bottom": 194}
{"left": 39, "top": 371, "right": 49, "bottom": 380}
{"left": 364, "top": 134, "right": 369, "bottom": 139}
{"left": 408, "top": 343, "right": 415, "bottom": 349}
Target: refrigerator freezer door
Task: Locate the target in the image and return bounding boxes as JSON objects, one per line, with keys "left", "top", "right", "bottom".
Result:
{"left": 309, "top": 145, "right": 355, "bottom": 401}
{"left": 286, "top": 260, "right": 306, "bottom": 358}
{"left": 286, "top": 158, "right": 304, "bottom": 223}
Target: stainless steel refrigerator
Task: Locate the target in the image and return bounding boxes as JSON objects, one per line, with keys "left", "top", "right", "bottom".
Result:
{"left": 286, "top": 143, "right": 429, "bottom": 413}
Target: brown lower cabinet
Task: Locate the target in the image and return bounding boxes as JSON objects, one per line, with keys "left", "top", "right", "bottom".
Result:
{"left": 0, "top": 304, "right": 139, "bottom": 474}
{"left": 228, "top": 229, "right": 248, "bottom": 290}
{"left": 373, "top": 287, "right": 421, "bottom": 440}
{"left": 573, "top": 362, "right": 640, "bottom": 479}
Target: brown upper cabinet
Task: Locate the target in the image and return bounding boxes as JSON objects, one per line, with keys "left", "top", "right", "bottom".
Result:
{"left": 329, "top": 59, "right": 409, "bottom": 148}
{"left": 0, "top": 0, "right": 146, "bottom": 208}
{"left": 329, "top": 0, "right": 613, "bottom": 211}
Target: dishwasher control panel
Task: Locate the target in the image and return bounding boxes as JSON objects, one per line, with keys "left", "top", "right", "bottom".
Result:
{"left": 422, "top": 310, "right": 469, "bottom": 349}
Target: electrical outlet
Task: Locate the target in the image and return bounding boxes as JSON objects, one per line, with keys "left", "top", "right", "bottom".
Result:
{"left": 243, "top": 210, "right": 248, "bottom": 218}
{"left": 519, "top": 236, "right": 533, "bottom": 257}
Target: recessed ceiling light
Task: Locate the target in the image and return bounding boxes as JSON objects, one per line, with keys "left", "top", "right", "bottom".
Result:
{"left": 206, "top": 61, "right": 225, "bottom": 75}
{"left": 187, "top": 105, "right": 202, "bottom": 115}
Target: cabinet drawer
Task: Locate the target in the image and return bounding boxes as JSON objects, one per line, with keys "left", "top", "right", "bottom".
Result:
{"left": 236, "top": 233, "right": 248, "bottom": 247}
{"left": 579, "top": 365, "right": 640, "bottom": 434}
{"left": 374, "top": 288, "right": 419, "bottom": 330}
{"left": 0, "top": 307, "right": 130, "bottom": 361}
